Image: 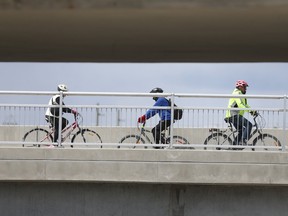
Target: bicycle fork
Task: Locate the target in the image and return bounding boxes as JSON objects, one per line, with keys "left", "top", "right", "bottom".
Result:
{"left": 136, "top": 128, "right": 146, "bottom": 144}
{"left": 78, "top": 129, "right": 87, "bottom": 143}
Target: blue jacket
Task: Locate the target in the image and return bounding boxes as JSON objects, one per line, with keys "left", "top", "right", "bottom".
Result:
{"left": 145, "top": 97, "right": 171, "bottom": 121}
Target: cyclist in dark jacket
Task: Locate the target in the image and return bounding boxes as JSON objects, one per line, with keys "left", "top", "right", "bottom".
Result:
{"left": 138, "top": 87, "right": 172, "bottom": 146}
{"left": 45, "top": 84, "right": 77, "bottom": 143}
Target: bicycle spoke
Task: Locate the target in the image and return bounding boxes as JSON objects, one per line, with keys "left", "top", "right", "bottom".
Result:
{"left": 71, "top": 129, "right": 102, "bottom": 148}
{"left": 253, "top": 134, "right": 281, "bottom": 151}
{"left": 118, "top": 135, "right": 147, "bottom": 149}
{"left": 170, "top": 136, "right": 191, "bottom": 149}
{"left": 22, "top": 128, "right": 53, "bottom": 147}
{"left": 204, "top": 133, "right": 232, "bottom": 150}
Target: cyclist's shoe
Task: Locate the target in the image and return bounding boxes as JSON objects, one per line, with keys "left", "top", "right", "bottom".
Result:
{"left": 230, "top": 143, "right": 245, "bottom": 150}
{"left": 153, "top": 145, "right": 161, "bottom": 149}
{"left": 227, "top": 146, "right": 243, "bottom": 150}
{"left": 238, "top": 141, "right": 247, "bottom": 146}
{"left": 47, "top": 144, "right": 55, "bottom": 148}
{"left": 232, "top": 147, "right": 244, "bottom": 151}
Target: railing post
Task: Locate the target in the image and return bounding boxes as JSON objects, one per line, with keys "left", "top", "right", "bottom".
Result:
{"left": 169, "top": 93, "right": 175, "bottom": 149}
{"left": 282, "top": 95, "right": 287, "bottom": 151}
{"left": 58, "top": 91, "right": 63, "bottom": 147}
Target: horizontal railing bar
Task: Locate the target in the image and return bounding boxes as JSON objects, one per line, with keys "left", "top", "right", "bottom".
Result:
{"left": 0, "top": 91, "right": 286, "bottom": 100}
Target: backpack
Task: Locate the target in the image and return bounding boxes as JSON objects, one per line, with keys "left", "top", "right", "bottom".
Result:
{"left": 168, "top": 99, "right": 183, "bottom": 120}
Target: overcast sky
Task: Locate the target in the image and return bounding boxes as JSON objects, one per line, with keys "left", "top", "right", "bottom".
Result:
{"left": 0, "top": 62, "right": 287, "bottom": 108}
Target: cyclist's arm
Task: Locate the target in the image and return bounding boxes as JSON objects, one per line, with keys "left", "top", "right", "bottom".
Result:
{"left": 54, "top": 97, "right": 73, "bottom": 113}
{"left": 235, "top": 97, "right": 258, "bottom": 115}
{"left": 145, "top": 109, "right": 157, "bottom": 119}
{"left": 234, "top": 97, "right": 250, "bottom": 109}
{"left": 145, "top": 97, "right": 169, "bottom": 119}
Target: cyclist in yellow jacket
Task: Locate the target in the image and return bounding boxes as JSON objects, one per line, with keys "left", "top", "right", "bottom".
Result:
{"left": 225, "top": 80, "right": 257, "bottom": 146}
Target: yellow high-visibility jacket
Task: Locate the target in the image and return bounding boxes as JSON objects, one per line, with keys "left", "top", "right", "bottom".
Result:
{"left": 225, "top": 88, "right": 251, "bottom": 118}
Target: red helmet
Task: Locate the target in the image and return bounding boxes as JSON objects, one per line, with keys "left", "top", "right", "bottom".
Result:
{"left": 235, "top": 80, "right": 249, "bottom": 88}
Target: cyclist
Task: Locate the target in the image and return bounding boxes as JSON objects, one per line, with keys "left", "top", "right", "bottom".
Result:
{"left": 45, "top": 84, "right": 77, "bottom": 143}
{"left": 138, "top": 87, "right": 172, "bottom": 147}
{"left": 225, "top": 80, "right": 257, "bottom": 147}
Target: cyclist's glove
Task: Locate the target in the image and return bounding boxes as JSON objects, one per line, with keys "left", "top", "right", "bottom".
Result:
{"left": 138, "top": 115, "right": 146, "bottom": 123}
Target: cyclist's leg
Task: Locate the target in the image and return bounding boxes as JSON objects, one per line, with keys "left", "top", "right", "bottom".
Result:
{"left": 242, "top": 118, "right": 253, "bottom": 142}
{"left": 152, "top": 120, "right": 171, "bottom": 145}
{"left": 231, "top": 115, "right": 243, "bottom": 145}
{"left": 61, "top": 117, "right": 69, "bottom": 130}
{"left": 152, "top": 124, "right": 161, "bottom": 144}
{"left": 45, "top": 116, "right": 68, "bottom": 145}
{"left": 46, "top": 116, "right": 58, "bottom": 143}
{"left": 57, "top": 117, "right": 69, "bottom": 143}
{"left": 231, "top": 115, "right": 252, "bottom": 145}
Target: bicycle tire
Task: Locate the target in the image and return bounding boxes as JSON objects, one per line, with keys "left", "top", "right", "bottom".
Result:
{"left": 71, "top": 129, "right": 102, "bottom": 148}
{"left": 203, "top": 132, "right": 232, "bottom": 150}
{"left": 118, "top": 135, "right": 146, "bottom": 149}
{"left": 252, "top": 133, "right": 282, "bottom": 151}
{"left": 168, "top": 136, "right": 191, "bottom": 149}
{"left": 22, "top": 128, "right": 53, "bottom": 147}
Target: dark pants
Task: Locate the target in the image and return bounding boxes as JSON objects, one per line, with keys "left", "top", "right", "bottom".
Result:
{"left": 45, "top": 116, "right": 69, "bottom": 143}
{"left": 230, "top": 115, "right": 252, "bottom": 144}
{"left": 152, "top": 120, "right": 172, "bottom": 144}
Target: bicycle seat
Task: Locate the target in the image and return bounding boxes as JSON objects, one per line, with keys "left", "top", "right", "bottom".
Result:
{"left": 209, "top": 128, "right": 221, "bottom": 133}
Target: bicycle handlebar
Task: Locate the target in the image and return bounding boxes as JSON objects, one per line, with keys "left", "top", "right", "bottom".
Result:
{"left": 253, "top": 112, "right": 262, "bottom": 120}
{"left": 137, "top": 122, "right": 145, "bottom": 127}
{"left": 253, "top": 113, "right": 266, "bottom": 129}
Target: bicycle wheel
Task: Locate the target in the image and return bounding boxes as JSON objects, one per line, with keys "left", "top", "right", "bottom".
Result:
{"left": 118, "top": 135, "right": 146, "bottom": 149}
{"left": 252, "top": 133, "right": 281, "bottom": 151}
{"left": 203, "top": 132, "right": 232, "bottom": 150}
{"left": 71, "top": 129, "right": 102, "bottom": 148}
{"left": 167, "top": 136, "right": 191, "bottom": 149}
{"left": 22, "top": 128, "right": 53, "bottom": 147}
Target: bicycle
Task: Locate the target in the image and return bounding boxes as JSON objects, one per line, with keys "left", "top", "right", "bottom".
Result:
{"left": 22, "top": 113, "right": 102, "bottom": 148}
{"left": 118, "top": 122, "right": 190, "bottom": 149}
{"left": 203, "top": 114, "right": 281, "bottom": 151}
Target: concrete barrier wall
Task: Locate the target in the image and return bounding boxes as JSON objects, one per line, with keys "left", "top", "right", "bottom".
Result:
{"left": 0, "top": 142, "right": 288, "bottom": 215}
{"left": 1, "top": 148, "right": 288, "bottom": 185}
{"left": 1, "top": 182, "right": 288, "bottom": 216}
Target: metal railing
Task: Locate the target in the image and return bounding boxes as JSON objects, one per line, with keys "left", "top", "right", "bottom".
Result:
{"left": 0, "top": 91, "right": 286, "bottom": 151}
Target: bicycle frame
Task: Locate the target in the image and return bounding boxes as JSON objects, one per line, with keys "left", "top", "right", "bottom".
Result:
{"left": 50, "top": 113, "right": 82, "bottom": 145}
{"left": 210, "top": 115, "right": 263, "bottom": 145}
{"left": 23, "top": 112, "right": 104, "bottom": 148}
{"left": 137, "top": 123, "right": 154, "bottom": 144}
{"left": 137, "top": 123, "right": 175, "bottom": 146}
{"left": 231, "top": 115, "right": 262, "bottom": 143}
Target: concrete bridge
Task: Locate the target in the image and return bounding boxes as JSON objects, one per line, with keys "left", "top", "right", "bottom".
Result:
{"left": 1, "top": 0, "right": 288, "bottom": 62}
{"left": 1, "top": 147, "right": 288, "bottom": 216}
{"left": 2, "top": 1, "right": 288, "bottom": 215}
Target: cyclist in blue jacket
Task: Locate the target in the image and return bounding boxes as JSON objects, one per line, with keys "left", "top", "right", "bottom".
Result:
{"left": 138, "top": 87, "right": 172, "bottom": 146}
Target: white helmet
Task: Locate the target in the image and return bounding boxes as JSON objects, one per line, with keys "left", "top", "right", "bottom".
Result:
{"left": 57, "top": 84, "right": 68, "bottom": 92}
